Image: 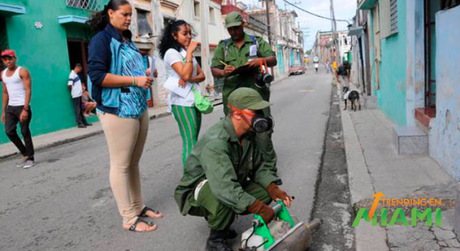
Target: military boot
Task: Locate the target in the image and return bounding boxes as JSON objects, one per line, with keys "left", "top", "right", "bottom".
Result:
{"left": 205, "top": 229, "right": 232, "bottom": 251}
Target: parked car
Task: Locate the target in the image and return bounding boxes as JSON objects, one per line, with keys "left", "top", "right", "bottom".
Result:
{"left": 289, "top": 64, "right": 305, "bottom": 75}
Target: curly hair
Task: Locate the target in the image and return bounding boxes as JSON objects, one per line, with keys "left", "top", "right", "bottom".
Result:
{"left": 158, "top": 20, "right": 189, "bottom": 59}
{"left": 87, "top": 0, "right": 132, "bottom": 39}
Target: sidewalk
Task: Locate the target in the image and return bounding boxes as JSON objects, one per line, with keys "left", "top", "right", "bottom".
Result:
{"left": 0, "top": 97, "right": 222, "bottom": 160}
{"left": 341, "top": 100, "right": 459, "bottom": 250}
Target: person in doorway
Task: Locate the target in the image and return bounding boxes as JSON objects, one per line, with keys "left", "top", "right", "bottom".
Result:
{"left": 158, "top": 19, "right": 205, "bottom": 168}
{"left": 175, "top": 88, "right": 293, "bottom": 251}
{"left": 87, "top": 0, "right": 163, "bottom": 233}
{"left": 0, "top": 49, "right": 35, "bottom": 169}
{"left": 81, "top": 84, "right": 96, "bottom": 116}
{"left": 68, "top": 63, "right": 92, "bottom": 128}
{"left": 211, "top": 11, "right": 277, "bottom": 172}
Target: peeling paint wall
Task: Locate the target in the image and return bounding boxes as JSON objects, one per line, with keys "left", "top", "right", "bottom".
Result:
{"left": 405, "top": 0, "right": 425, "bottom": 127}
{"left": 429, "top": 6, "right": 460, "bottom": 181}
{"left": 376, "top": 0, "right": 408, "bottom": 126}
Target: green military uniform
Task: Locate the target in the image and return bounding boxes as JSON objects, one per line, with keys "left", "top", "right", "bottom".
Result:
{"left": 211, "top": 12, "right": 277, "bottom": 168}
{"left": 211, "top": 33, "right": 275, "bottom": 115}
{"left": 174, "top": 88, "right": 281, "bottom": 230}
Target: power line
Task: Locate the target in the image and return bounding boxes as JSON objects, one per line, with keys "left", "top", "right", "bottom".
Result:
{"left": 281, "top": 0, "right": 350, "bottom": 24}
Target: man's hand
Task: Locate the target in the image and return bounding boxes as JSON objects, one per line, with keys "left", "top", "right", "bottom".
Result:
{"left": 248, "top": 200, "right": 275, "bottom": 224}
{"left": 267, "top": 183, "right": 294, "bottom": 208}
{"left": 1, "top": 112, "right": 5, "bottom": 124}
{"left": 223, "top": 65, "right": 235, "bottom": 76}
{"left": 19, "top": 110, "right": 28, "bottom": 123}
{"left": 246, "top": 58, "right": 262, "bottom": 69}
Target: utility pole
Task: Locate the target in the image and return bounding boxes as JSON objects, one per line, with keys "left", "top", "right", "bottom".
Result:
{"left": 265, "top": 0, "right": 272, "bottom": 46}
{"left": 330, "top": 0, "right": 340, "bottom": 64}
{"left": 200, "top": 0, "right": 213, "bottom": 94}
{"left": 264, "top": 0, "right": 276, "bottom": 75}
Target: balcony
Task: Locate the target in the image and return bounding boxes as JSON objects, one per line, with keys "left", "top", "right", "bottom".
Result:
{"left": 66, "top": 0, "right": 99, "bottom": 11}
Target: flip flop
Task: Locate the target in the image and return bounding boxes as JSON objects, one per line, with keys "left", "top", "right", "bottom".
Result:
{"left": 126, "top": 218, "right": 156, "bottom": 232}
{"left": 139, "top": 206, "right": 164, "bottom": 219}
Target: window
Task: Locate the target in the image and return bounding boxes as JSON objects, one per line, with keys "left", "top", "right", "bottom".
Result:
{"left": 194, "top": 2, "right": 200, "bottom": 18}
{"left": 209, "top": 7, "right": 215, "bottom": 24}
{"left": 379, "top": 0, "right": 398, "bottom": 38}
{"left": 137, "top": 10, "right": 153, "bottom": 37}
{"left": 389, "top": 0, "right": 398, "bottom": 34}
{"left": 163, "top": 16, "right": 175, "bottom": 29}
{"left": 66, "top": 0, "right": 99, "bottom": 11}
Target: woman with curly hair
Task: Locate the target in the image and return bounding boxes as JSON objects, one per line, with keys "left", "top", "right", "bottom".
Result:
{"left": 158, "top": 20, "right": 205, "bottom": 169}
{"left": 87, "top": 0, "right": 163, "bottom": 233}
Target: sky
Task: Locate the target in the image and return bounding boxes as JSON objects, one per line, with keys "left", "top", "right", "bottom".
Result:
{"left": 240, "top": 0, "right": 357, "bottom": 50}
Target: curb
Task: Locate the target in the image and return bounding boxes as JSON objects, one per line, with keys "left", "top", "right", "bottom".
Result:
{"left": 0, "top": 101, "right": 223, "bottom": 160}
{"left": 340, "top": 99, "right": 389, "bottom": 251}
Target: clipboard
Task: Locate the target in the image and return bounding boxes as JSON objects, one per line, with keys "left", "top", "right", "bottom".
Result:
{"left": 227, "top": 64, "right": 253, "bottom": 76}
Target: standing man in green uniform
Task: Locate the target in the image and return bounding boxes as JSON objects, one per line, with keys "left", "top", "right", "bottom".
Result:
{"left": 211, "top": 11, "right": 277, "bottom": 166}
{"left": 174, "top": 88, "right": 293, "bottom": 251}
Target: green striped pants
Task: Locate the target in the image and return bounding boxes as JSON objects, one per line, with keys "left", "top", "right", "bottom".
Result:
{"left": 171, "top": 105, "right": 202, "bottom": 168}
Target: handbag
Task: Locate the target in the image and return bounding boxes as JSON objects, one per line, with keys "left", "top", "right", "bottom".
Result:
{"left": 191, "top": 85, "right": 213, "bottom": 114}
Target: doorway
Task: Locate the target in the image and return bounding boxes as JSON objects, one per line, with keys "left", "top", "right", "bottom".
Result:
{"left": 0, "top": 16, "right": 8, "bottom": 72}
{"left": 67, "top": 40, "right": 89, "bottom": 84}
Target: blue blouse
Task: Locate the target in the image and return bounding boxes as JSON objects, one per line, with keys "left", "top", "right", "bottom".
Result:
{"left": 118, "top": 41, "right": 148, "bottom": 118}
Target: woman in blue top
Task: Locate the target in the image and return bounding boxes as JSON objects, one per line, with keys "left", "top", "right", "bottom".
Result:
{"left": 87, "top": 0, "right": 163, "bottom": 233}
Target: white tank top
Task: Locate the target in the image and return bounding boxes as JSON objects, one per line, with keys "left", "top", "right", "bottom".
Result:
{"left": 2, "top": 67, "right": 25, "bottom": 106}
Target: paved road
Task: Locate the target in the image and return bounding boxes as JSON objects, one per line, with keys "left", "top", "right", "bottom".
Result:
{"left": 0, "top": 69, "right": 332, "bottom": 251}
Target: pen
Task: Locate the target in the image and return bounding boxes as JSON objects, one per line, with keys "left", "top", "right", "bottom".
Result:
{"left": 220, "top": 60, "right": 229, "bottom": 66}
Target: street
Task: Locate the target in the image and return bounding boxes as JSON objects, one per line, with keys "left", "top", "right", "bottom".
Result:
{"left": 0, "top": 69, "right": 333, "bottom": 251}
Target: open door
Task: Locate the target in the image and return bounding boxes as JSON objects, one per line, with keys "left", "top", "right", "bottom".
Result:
{"left": 67, "top": 39, "right": 89, "bottom": 84}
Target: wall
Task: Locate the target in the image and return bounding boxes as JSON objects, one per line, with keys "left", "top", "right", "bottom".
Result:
{"left": 207, "top": 1, "right": 224, "bottom": 46}
{"left": 405, "top": 0, "right": 425, "bottom": 127}
{"left": 429, "top": 6, "right": 460, "bottom": 181}
{"left": 375, "top": 0, "right": 407, "bottom": 126}
{"left": 0, "top": 0, "right": 103, "bottom": 144}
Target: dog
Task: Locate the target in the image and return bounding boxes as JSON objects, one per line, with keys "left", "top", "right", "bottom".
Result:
{"left": 342, "top": 86, "right": 361, "bottom": 111}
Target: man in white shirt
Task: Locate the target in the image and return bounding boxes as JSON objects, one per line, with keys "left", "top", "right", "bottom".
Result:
{"left": 68, "top": 64, "right": 91, "bottom": 128}
{"left": 0, "top": 49, "right": 35, "bottom": 169}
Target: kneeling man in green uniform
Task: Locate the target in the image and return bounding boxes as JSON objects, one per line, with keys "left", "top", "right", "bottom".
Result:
{"left": 174, "top": 88, "right": 293, "bottom": 251}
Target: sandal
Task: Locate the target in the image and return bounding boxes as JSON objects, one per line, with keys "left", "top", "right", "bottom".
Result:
{"left": 139, "top": 206, "right": 164, "bottom": 219}
{"left": 126, "top": 218, "right": 156, "bottom": 232}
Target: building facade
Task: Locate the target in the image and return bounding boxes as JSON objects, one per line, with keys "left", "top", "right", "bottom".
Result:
{"left": 0, "top": 0, "right": 109, "bottom": 144}
{"left": 354, "top": 0, "right": 460, "bottom": 180}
